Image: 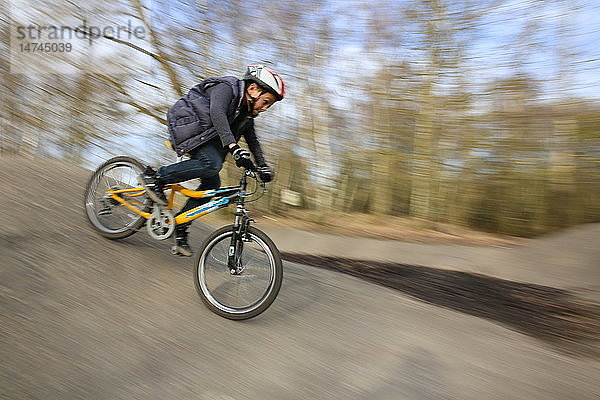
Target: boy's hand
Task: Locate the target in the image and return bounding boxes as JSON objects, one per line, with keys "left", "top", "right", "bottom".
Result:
{"left": 229, "top": 144, "right": 255, "bottom": 170}
{"left": 257, "top": 165, "right": 274, "bottom": 183}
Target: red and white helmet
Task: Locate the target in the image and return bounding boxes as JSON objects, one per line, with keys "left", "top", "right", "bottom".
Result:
{"left": 243, "top": 64, "right": 285, "bottom": 101}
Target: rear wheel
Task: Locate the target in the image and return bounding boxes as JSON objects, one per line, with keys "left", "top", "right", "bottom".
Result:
{"left": 194, "top": 225, "right": 283, "bottom": 320}
{"left": 84, "top": 156, "right": 150, "bottom": 239}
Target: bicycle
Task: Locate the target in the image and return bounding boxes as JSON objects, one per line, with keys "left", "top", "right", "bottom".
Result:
{"left": 83, "top": 156, "right": 283, "bottom": 320}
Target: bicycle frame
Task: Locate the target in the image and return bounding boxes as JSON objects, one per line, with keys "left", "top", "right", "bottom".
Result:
{"left": 105, "top": 170, "right": 255, "bottom": 226}
{"left": 104, "top": 168, "right": 259, "bottom": 270}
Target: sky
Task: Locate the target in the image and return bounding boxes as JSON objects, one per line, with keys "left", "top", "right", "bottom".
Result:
{"left": 5, "top": 0, "right": 599, "bottom": 167}
{"left": 130, "top": 0, "right": 600, "bottom": 166}
{"left": 325, "top": 0, "right": 600, "bottom": 101}
{"left": 464, "top": 0, "right": 600, "bottom": 99}
{"left": 10, "top": 0, "right": 598, "bottom": 97}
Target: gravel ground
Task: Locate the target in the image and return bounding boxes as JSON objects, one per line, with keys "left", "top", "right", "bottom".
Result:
{"left": 1, "top": 156, "right": 599, "bottom": 399}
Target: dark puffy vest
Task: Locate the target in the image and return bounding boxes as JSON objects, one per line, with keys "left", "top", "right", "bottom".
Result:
{"left": 167, "top": 76, "right": 244, "bottom": 156}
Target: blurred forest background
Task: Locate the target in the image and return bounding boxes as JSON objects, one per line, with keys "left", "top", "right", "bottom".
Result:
{"left": 1, "top": 0, "right": 599, "bottom": 237}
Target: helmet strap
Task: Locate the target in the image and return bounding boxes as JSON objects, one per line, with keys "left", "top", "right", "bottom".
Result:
{"left": 246, "top": 89, "right": 267, "bottom": 118}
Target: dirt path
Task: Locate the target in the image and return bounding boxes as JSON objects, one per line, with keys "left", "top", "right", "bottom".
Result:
{"left": 1, "top": 157, "right": 599, "bottom": 399}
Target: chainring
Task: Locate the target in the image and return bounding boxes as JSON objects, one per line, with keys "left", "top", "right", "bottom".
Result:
{"left": 146, "top": 205, "right": 176, "bottom": 240}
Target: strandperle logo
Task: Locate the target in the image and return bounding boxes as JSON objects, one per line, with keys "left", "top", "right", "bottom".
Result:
{"left": 9, "top": 16, "right": 151, "bottom": 74}
{"left": 14, "top": 19, "right": 147, "bottom": 45}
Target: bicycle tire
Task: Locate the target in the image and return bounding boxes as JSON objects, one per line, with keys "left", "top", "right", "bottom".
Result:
{"left": 193, "top": 225, "right": 283, "bottom": 320}
{"left": 84, "top": 156, "right": 149, "bottom": 240}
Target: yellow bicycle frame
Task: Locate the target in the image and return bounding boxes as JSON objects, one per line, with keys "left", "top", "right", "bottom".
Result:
{"left": 106, "top": 183, "right": 240, "bottom": 225}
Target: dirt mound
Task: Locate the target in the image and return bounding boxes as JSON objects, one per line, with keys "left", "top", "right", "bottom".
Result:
{"left": 282, "top": 253, "right": 600, "bottom": 358}
{"left": 525, "top": 223, "right": 600, "bottom": 252}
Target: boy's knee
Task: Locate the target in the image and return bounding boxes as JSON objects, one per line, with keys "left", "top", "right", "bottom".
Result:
{"left": 205, "top": 161, "right": 221, "bottom": 176}
{"left": 202, "top": 173, "right": 221, "bottom": 189}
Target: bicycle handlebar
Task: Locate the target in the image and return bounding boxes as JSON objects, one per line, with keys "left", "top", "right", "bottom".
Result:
{"left": 243, "top": 167, "right": 268, "bottom": 188}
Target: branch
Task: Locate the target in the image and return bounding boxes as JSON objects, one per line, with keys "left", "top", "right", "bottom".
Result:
{"left": 131, "top": 0, "right": 184, "bottom": 97}
{"left": 125, "top": 101, "right": 167, "bottom": 125}
{"left": 71, "top": 27, "right": 160, "bottom": 61}
{"left": 97, "top": 73, "right": 167, "bottom": 126}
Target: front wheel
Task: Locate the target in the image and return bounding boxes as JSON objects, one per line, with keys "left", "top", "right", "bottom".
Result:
{"left": 194, "top": 225, "right": 283, "bottom": 320}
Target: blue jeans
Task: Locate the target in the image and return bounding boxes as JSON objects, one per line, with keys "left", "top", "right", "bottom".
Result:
{"left": 156, "top": 139, "right": 226, "bottom": 219}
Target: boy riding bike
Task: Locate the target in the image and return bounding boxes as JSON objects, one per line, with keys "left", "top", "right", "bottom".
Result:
{"left": 142, "top": 64, "right": 285, "bottom": 256}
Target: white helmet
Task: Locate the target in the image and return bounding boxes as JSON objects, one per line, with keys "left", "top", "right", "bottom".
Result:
{"left": 243, "top": 64, "right": 285, "bottom": 101}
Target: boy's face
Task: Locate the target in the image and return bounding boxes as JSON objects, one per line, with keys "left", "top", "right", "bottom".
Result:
{"left": 246, "top": 83, "right": 278, "bottom": 116}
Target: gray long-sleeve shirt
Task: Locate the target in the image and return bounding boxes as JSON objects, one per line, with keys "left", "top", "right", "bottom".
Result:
{"left": 205, "top": 83, "right": 266, "bottom": 166}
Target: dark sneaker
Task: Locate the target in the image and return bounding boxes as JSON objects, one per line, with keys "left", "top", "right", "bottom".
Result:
{"left": 141, "top": 166, "right": 167, "bottom": 206}
{"left": 171, "top": 226, "right": 192, "bottom": 257}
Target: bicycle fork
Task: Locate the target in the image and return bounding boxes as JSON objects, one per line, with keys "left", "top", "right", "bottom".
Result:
{"left": 228, "top": 204, "right": 254, "bottom": 274}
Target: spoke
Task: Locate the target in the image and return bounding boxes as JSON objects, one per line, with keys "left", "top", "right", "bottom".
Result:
{"left": 200, "top": 232, "right": 274, "bottom": 311}
{"left": 86, "top": 159, "right": 145, "bottom": 235}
